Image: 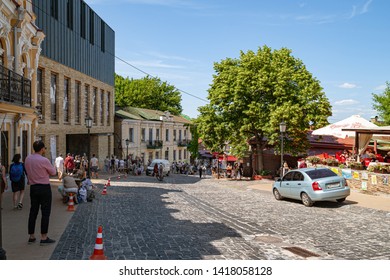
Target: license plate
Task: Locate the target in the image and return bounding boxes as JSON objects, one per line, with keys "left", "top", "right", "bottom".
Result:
{"left": 327, "top": 183, "right": 340, "bottom": 189}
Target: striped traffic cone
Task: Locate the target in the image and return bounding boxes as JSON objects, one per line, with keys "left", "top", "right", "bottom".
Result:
{"left": 89, "top": 225, "right": 108, "bottom": 260}
{"left": 67, "top": 193, "right": 76, "bottom": 211}
{"left": 107, "top": 178, "right": 111, "bottom": 186}
{"left": 101, "top": 184, "right": 107, "bottom": 195}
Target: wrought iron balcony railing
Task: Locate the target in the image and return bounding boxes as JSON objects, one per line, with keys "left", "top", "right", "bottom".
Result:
{"left": 147, "top": 140, "right": 163, "bottom": 149}
{"left": 0, "top": 64, "right": 31, "bottom": 106}
{"left": 177, "top": 139, "right": 190, "bottom": 147}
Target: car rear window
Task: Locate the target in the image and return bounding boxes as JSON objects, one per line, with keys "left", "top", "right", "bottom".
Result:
{"left": 305, "top": 169, "right": 338, "bottom": 179}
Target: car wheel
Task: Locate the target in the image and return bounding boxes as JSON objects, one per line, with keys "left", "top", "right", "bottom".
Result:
{"left": 273, "top": 188, "right": 283, "bottom": 200}
{"left": 301, "top": 192, "right": 314, "bottom": 207}
{"left": 336, "top": 198, "right": 346, "bottom": 203}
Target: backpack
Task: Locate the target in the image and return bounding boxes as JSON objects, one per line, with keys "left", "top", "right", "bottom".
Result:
{"left": 10, "top": 163, "right": 24, "bottom": 183}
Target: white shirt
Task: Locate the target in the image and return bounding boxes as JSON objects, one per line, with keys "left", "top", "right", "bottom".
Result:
{"left": 55, "top": 156, "right": 64, "bottom": 168}
{"left": 90, "top": 157, "right": 98, "bottom": 167}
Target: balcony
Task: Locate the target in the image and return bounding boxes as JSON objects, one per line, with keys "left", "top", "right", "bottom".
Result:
{"left": 0, "top": 64, "right": 31, "bottom": 106}
{"left": 147, "top": 140, "right": 163, "bottom": 149}
{"left": 177, "top": 139, "right": 189, "bottom": 147}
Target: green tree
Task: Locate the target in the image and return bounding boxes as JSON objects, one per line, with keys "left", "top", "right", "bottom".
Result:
{"left": 115, "top": 74, "right": 183, "bottom": 115}
{"left": 372, "top": 81, "right": 390, "bottom": 125}
{"left": 185, "top": 124, "right": 199, "bottom": 162}
{"left": 197, "top": 45, "right": 331, "bottom": 171}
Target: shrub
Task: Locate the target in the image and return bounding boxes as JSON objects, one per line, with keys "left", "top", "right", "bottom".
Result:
{"left": 307, "top": 156, "right": 321, "bottom": 164}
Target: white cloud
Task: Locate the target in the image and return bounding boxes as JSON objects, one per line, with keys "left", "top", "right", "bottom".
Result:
{"left": 349, "top": 0, "right": 373, "bottom": 18}
{"left": 338, "top": 82, "right": 358, "bottom": 89}
{"left": 334, "top": 99, "right": 359, "bottom": 106}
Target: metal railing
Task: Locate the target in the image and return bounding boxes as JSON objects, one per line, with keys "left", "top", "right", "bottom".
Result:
{"left": 0, "top": 64, "right": 31, "bottom": 106}
{"left": 146, "top": 140, "right": 163, "bottom": 149}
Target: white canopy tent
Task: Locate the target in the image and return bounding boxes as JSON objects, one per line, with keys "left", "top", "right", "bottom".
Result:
{"left": 312, "top": 115, "right": 378, "bottom": 159}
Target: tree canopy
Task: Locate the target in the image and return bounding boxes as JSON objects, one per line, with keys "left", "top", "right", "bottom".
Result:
{"left": 115, "top": 74, "right": 183, "bottom": 115}
{"left": 372, "top": 81, "right": 390, "bottom": 125}
{"left": 196, "top": 45, "right": 332, "bottom": 170}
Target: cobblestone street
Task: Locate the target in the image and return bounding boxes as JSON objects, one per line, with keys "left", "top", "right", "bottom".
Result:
{"left": 50, "top": 174, "right": 390, "bottom": 260}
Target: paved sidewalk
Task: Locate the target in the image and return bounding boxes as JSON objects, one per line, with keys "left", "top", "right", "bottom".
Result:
{"left": 0, "top": 173, "right": 389, "bottom": 260}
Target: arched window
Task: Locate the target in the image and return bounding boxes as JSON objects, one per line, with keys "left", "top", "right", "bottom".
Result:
{"left": 0, "top": 40, "right": 4, "bottom": 66}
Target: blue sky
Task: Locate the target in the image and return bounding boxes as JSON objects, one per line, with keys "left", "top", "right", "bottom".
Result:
{"left": 85, "top": 0, "right": 389, "bottom": 123}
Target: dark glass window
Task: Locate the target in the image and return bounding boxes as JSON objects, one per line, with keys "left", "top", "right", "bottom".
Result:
{"left": 66, "top": 0, "right": 73, "bottom": 30}
{"left": 93, "top": 87, "right": 97, "bottom": 124}
{"left": 101, "top": 20, "right": 105, "bottom": 52}
{"left": 50, "top": 73, "right": 57, "bottom": 121}
{"left": 37, "top": 68, "right": 44, "bottom": 122}
{"left": 305, "top": 169, "right": 338, "bottom": 180}
{"left": 80, "top": 2, "right": 86, "bottom": 38}
{"left": 90, "top": 10, "right": 95, "bottom": 45}
{"left": 75, "top": 81, "right": 81, "bottom": 123}
{"left": 64, "top": 78, "right": 70, "bottom": 122}
{"left": 85, "top": 84, "right": 90, "bottom": 119}
{"left": 50, "top": 0, "right": 58, "bottom": 20}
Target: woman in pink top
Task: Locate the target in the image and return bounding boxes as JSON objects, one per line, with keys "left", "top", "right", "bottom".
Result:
{"left": 24, "top": 140, "right": 57, "bottom": 245}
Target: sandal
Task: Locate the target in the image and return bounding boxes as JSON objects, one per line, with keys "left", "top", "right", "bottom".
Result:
{"left": 17, "top": 202, "right": 23, "bottom": 209}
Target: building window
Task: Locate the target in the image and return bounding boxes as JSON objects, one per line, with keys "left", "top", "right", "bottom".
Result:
{"left": 50, "top": 0, "right": 58, "bottom": 20}
{"left": 89, "top": 9, "right": 95, "bottom": 45}
{"left": 155, "top": 151, "right": 159, "bottom": 159}
{"left": 179, "top": 150, "right": 182, "bottom": 160}
{"left": 85, "top": 84, "right": 90, "bottom": 119}
{"left": 165, "top": 129, "right": 169, "bottom": 141}
{"left": 75, "top": 81, "right": 81, "bottom": 123}
{"left": 106, "top": 92, "right": 110, "bottom": 126}
{"left": 148, "top": 152, "right": 153, "bottom": 161}
{"left": 50, "top": 73, "right": 57, "bottom": 121}
{"left": 173, "top": 150, "right": 176, "bottom": 161}
{"left": 141, "top": 128, "right": 145, "bottom": 141}
{"left": 66, "top": 0, "right": 73, "bottom": 30}
{"left": 173, "top": 130, "right": 176, "bottom": 141}
{"left": 156, "top": 128, "right": 160, "bottom": 141}
{"left": 184, "top": 149, "right": 187, "bottom": 160}
{"left": 37, "top": 68, "right": 44, "bottom": 122}
{"left": 129, "top": 128, "right": 134, "bottom": 142}
{"left": 63, "top": 78, "right": 70, "bottom": 122}
{"left": 165, "top": 150, "right": 169, "bottom": 160}
{"left": 93, "top": 87, "right": 97, "bottom": 124}
{"left": 80, "top": 2, "right": 86, "bottom": 38}
{"left": 179, "top": 130, "right": 182, "bottom": 141}
{"left": 101, "top": 20, "right": 105, "bottom": 52}
{"left": 100, "top": 90, "right": 104, "bottom": 124}
{"left": 149, "top": 128, "right": 153, "bottom": 142}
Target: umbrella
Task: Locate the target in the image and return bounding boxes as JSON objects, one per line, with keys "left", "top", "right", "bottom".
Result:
{"left": 312, "top": 115, "right": 378, "bottom": 139}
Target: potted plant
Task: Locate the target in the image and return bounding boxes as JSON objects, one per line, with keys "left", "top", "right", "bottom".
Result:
{"left": 349, "top": 161, "right": 363, "bottom": 170}
{"left": 307, "top": 156, "right": 321, "bottom": 165}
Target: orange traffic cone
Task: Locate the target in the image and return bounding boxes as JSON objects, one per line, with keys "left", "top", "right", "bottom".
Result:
{"left": 101, "top": 184, "right": 107, "bottom": 195}
{"left": 67, "top": 193, "right": 76, "bottom": 211}
{"left": 107, "top": 178, "right": 111, "bottom": 186}
{"left": 89, "top": 225, "right": 108, "bottom": 260}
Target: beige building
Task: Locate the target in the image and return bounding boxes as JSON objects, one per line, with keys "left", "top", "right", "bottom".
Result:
{"left": 0, "top": 0, "right": 44, "bottom": 168}
{"left": 115, "top": 107, "right": 192, "bottom": 163}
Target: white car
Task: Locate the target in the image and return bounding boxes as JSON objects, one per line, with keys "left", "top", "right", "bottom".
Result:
{"left": 146, "top": 159, "right": 171, "bottom": 176}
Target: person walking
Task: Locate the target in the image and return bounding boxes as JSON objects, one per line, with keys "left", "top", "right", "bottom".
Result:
{"left": 24, "top": 140, "right": 57, "bottom": 245}
{"left": 0, "top": 158, "right": 8, "bottom": 209}
{"left": 9, "top": 154, "right": 27, "bottom": 210}
{"left": 90, "top": 154, "right": 99, "bottom": 179}
{"left": 54, "top": 153, "right": 64, "bottom": 180}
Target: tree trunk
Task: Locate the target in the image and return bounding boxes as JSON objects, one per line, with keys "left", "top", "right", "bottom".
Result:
{"left": 256, "top": 143, "right": 264, "bottom": 172}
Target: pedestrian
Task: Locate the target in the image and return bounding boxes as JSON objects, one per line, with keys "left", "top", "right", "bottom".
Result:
{"left": 9, "top": 154, "right": 27, "bottom": 210}
{"left": 24, "top": 140, "right": 57, "bottom": 245}
{"left": 104, "top": 156, "right": 110, "bottom": 173}
{"left": 90, "top": 154, "right": 99, "bottom": 179}
{"left": 0, "top": 158, "right": 8, "bottom": 209}
{"left": 54, "top": 153, "right": 64, "bottom": 180}
{"left": 198, "top": 163, "right": 203, "bottom": 179}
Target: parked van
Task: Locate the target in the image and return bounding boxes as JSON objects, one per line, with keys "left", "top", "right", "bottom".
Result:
{"left": 146, "top": 159, "right": 171, "bottom": 176}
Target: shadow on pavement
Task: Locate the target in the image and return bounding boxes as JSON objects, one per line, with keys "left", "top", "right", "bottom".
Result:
{"left": 51, "top": 185, "right": 242, "bottom": 260}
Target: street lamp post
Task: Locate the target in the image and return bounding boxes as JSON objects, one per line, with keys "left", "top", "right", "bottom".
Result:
{"left": 85, "top": 115, "right": 93, "bottom": 178}
{"left": 125, "top": 139, "right": 129, "bottom": 170}
{"left": 280, "top": 121, "right": 287, "bottom": 177}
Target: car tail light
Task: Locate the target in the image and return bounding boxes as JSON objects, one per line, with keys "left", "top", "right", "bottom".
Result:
{"left": 312, "top": 181, "right": 322, "bottom": 191}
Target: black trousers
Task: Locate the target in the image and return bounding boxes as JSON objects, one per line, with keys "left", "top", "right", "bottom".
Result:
{"left": 28, "top": 184, "right": 52, "bottom": 235}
